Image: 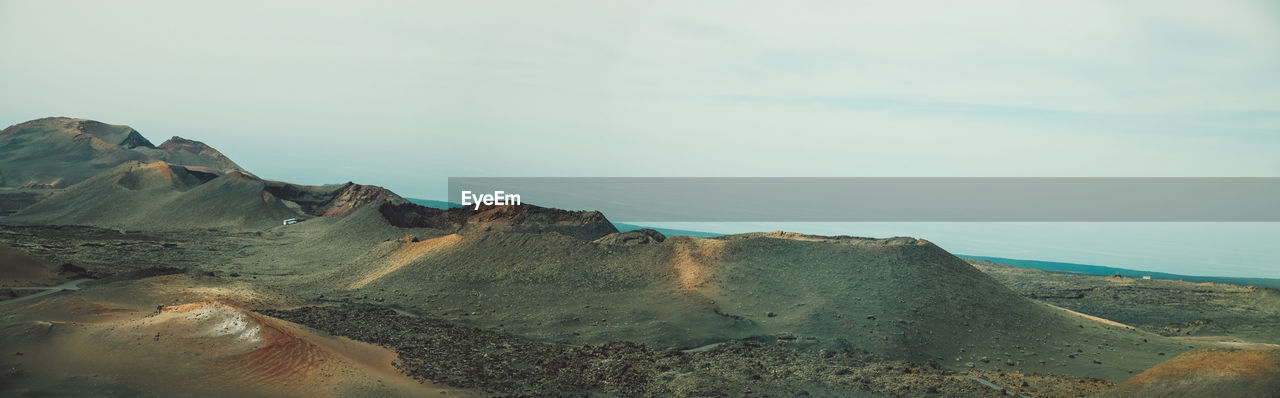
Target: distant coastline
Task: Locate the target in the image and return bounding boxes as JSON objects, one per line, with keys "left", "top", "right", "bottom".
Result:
{"left": 960, "top": 255, "right": 1280, "bottom": 289}
{"left": 408, "top": 198, "right": 1279, "bottom": 288}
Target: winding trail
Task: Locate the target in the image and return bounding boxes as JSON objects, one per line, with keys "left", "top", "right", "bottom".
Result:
{"left": 1, "top": 279, "right": 93, "bottom": 305}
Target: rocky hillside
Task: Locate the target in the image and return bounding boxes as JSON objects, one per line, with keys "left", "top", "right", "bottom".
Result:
{"left": 227, "top": 217, "right": 1190, "bottom": 382}
{"left": 9, "top": 161, "right": 296, "bottom": 230}
{"left": 1, "top": 117, "right": 622, "bottom": 236}
{"left": 0, "top": 118, "right": 246, "bottom": 188}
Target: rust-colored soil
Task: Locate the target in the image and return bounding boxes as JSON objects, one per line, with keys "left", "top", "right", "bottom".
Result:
{"left": 1125, "top": 348, "right": 1277, "bottom": 384}
{"left": 0, "top": 277, "right": 475, "bottom": 397}
{"left": 669, "top": 237, "right": 726, "bottom": 290}
{"left": 1098, "top": 348, "right": 1280, "bottom": 397}
{"left": 348, "top": 234, "right": 463, "bottom": 289}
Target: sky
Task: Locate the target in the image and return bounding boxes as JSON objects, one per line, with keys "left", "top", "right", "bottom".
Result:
{"left": 1, "top": 1, "right": 1278, "bottom": 277}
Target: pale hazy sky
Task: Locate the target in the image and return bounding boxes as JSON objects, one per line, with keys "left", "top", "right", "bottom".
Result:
{"left": 2, "top": 1, "right": 1278, "bottom": 276}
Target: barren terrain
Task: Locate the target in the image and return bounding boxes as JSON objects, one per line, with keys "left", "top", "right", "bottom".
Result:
{"left": 2, "top": 118, "right": 1276, "bottom": 397}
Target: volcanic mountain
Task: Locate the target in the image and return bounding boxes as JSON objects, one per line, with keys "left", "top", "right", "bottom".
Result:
{"left": 247, "top": 218, "right": 1189, "bottom": 382}
{"left": 0, "top": 118, "right": 247, "bottom": 189}
{"left": 2, "top": 118, "right": 615, "bottom": 234}
{"left": 9, "top": 161, "right": 299, "bottom": 230}
{"left": 0, "top": 116, "right": 1237, "bottom": 394}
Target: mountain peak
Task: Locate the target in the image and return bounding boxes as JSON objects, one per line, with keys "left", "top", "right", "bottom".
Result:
{"left": 77, "top": 120, "right": 154, "bottom": 148}
{"left": 1, "top": 117, "right": 154, "bottom": 149}
{"left": 0, "top": 117, "right": 250, "bottom": 188}
{"left": 160, "top": 136, "right": 217, "bottom": 154}
{"left": 154, "top": 135, "right": 249, "bottom": 176}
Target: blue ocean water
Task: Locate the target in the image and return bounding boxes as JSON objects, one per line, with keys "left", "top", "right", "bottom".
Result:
{"left": 407, "top": 198, "right": 1278, "bottom": 280}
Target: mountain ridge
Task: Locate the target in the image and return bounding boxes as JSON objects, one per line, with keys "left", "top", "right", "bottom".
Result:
{"left": 2, "top": 118, "right": 621, "bottom": 236}
{"left": 0, "top": 116, "right": 1215, "bottom": 387}
{"left": 0, "top": 117, "right": 247, "bottom": 188}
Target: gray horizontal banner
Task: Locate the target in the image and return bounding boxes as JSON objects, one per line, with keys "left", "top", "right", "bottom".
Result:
{"left": 446, "top": 178, "right": 1280, "bottom": 222}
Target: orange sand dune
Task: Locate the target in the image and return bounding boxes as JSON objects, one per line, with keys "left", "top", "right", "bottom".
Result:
{"left": 0, "top": 277, "right": 475, "bottom": 397}
{"left": 1127, "top": 349, "right": 1276, "bottom": 383}
{"left": 1101, "top": 349, "right": 1280, "bottom": 397}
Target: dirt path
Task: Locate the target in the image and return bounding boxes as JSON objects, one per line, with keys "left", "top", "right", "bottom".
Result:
{"left": 0, "top": 278, "right": 92, "bottom": 305}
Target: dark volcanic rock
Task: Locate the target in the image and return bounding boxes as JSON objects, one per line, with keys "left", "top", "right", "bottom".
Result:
{"left": 117, "top": 130, "right": 157, "bottom": 149}
{"left": 266, "top": 182, "right": 396, "bottom": 218}
{"left": 264, "top": 304, "right": 1109, "bottom": 397}
{"left": 378, "top": 202, "right": 619, "bottom": 240}
{"left": 458, "top": 204, "right": 617, "bottom": 240}
{"left": 378, "top": 202, "right": 464, "bottom": 230}
{"left": 594, "top": 228, "right": 666, "bottom": 245}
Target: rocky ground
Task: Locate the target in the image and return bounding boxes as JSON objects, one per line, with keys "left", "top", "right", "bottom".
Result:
{"left": 3, "top": 224, "right": 1275, "bottom": 396}
{"left": 0, "top": 224, "right": 1125, "bottom": 397}
{"left": 0, "top": 224, "right": 251, "bottom": 280}
{"left": 0, "top": 190, "right": 49, "bottom": 217}
{"left": 970, "top": 259, "right": 1280, "bottom": 346}
{"left": 264, "top": 305, "right": 1113, "bottom": 397}
{"left": 3, "top": 117, "right": 1273, "bottom": 397}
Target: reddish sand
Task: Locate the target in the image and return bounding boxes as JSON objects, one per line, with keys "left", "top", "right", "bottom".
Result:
{"left": 0, "top": 276, "right": 476, "bottom": 397}
{"left": 1101, "top": 348, "right": 1280, "bottom": 397}
{"left": 1126, "top": 349, "right": 1277, "bottom": 383}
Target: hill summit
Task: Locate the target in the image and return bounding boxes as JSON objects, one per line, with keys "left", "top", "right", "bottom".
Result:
{"left": 0, "top": 117, "right": 246, "bottom": 188}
